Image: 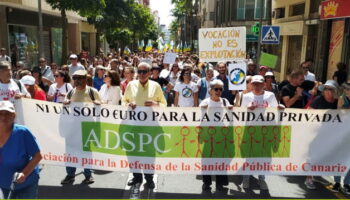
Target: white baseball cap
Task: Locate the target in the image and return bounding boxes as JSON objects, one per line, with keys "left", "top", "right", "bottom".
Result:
{"left": 251, "top": 75, "right": 265, "bottom": 83}
{"left": 265, "top": 71, "right": 274, "bottom": 76}
{"left": 69, "top": 54, "right": 78, "bottom": 59}
{"left": 0, "top": 101, "right": 15, "bottom": 113}
{"left": 20, "top": 75, "right": 35, "bottom": 85}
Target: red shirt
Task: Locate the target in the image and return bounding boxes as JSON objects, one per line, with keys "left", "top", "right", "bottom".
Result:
{"left": 34, "top": 89, "right": 47, "bottom": 101}
{"left": 121, "top": 79, "right": 130, "bottom": 95}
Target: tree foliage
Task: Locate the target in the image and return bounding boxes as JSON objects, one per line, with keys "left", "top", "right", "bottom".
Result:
{"left": 46, "top": 0, "right": 105, "bottom": 63}
{"left": 88, "top": 0, "right": 158, "bottom": 53}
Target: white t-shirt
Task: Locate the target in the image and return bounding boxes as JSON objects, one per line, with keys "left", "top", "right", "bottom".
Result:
{"left": 174, "top": 82, "right": 198, "bottom": 107}
{"left": 199, "top": 97, "right": 231, "bottom": 108}
{"left": 241, "top": 91, "right": 278, "bottom": 108}
{"left": 41, "top": 65, "right": 54, "bottom": 82}
{"left": 0, "top": 79, "right": 30, "bottom": 102}
{"left": 69, "top": 64, "right": 85, "bottom": 77}
{"left": 99, "top": 85, "right": 121, "bottom": 105}
{"left": 48, "top": 83, "right": 73, "bottom": 103}
{"left": 305, "top": 71, "right": 316, "bottom": 81}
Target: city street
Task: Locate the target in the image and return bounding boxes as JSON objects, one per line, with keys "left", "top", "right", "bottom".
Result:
{"left": 38, "top": 165, "right": 345, "bottom": 199}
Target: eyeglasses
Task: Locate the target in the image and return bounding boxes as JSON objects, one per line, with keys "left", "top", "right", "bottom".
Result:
{"left": 72, "top": 76, "right": 86, "bottom": 80}
{"left": 213, "top": 88, "right": 223, "bottom": 92}
{"left": 265, "top": 76, "right": 274, "bottom": 79}
{"left": 137, "top": 70, "right": 149, "bottom": 74}
{"left": 54, "top": 75, "right": 60, "bottom": 78}
{"left": 183, "top": 73, "right": 191, "bottom": 76}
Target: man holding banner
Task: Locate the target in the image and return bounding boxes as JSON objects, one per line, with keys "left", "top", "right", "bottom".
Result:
{"left": 122, "top": 62, "right": 167, "bottom": 189}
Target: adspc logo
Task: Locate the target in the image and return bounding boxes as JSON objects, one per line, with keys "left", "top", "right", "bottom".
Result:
{"left": 324, "top": 1, "right": 339, "bottom": 17}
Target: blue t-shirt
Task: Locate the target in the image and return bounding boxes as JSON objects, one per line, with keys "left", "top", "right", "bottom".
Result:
{"left": 93, "top": 76, "right": 104, "bottom": 91}
{"left": 0, "top": 124, "right": 40, "bottom": 190}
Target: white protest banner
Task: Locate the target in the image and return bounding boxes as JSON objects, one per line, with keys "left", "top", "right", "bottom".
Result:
{"left": 199, "top": 27, "right": 246, "bottom": 62}
{"left": 228, "top": 62, "right": 247, "bottom": 90}
{"left": 15, "top": 99, "right": 350, "bottom": 176}
{"left": 163, "top": 53, "right": 177, "bottom": 64}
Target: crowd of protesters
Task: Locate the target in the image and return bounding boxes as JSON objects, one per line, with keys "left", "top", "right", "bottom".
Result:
{"left": 0, "top": 47, "right": 350, "bottom": 198}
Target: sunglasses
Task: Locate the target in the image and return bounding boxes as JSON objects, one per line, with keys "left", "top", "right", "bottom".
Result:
{"left": 137, "top": 70, "right": 149, "bottom": 74}
{"left": 183, "top": 73, "right": 191, "bottom": 76}
{"left": 265, "top": 76, "right": 273, "bottom": 79}
{"left": 72, "top": 76, "right": 86, "bottom": 80}
{"left": 54, "top": 75, "right": 60, "bottom": 78}
{"left": 213, "top": 88, "right": 223, "bottom": 92}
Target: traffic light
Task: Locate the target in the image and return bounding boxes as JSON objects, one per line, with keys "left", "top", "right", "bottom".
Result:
{"left": 251, "top": 22, "right": 260, "bottom": 35}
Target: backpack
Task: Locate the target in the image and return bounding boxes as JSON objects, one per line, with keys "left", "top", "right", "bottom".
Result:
{"left": 66, "top": 87, "right": 95, "bottom": 101}
{"left": 13, "top": 79, "right": 22, "bottom": 93}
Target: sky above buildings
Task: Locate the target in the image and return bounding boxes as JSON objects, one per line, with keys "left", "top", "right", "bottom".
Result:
{"left": 150, "top": 0, "right": 174, "bottom": 27}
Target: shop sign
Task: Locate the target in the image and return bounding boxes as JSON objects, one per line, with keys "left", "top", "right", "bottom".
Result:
{"left": 321, "top": 0, "right": 350, "bottom": 20}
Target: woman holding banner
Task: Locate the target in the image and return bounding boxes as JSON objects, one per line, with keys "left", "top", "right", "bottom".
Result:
{"left": 199, "top": 79, "right": 232, "bottom": 192}
{"left": 0, "top": 101, "right": 42, "bottom": 199}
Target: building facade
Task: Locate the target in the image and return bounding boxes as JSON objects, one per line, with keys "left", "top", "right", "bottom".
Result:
{"left": 0, "top": 0, "right": 97, "bottom": 67}
{"left": 271, "top": 0, "right": 326, "bottom": 81}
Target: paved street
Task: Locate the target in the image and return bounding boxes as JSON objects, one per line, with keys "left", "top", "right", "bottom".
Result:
{"left": 38, "top": 165, "right": 346, "bottom": 199}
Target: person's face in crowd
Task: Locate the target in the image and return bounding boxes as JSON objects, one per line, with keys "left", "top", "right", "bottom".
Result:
{"left": 110, "top": 62, "right": 118, "bottom": 70}
{"left": 344, "top": 87, "right": 350, "bottom": 97}
{"left": 252, "top": 82, "right": 265, "bottom": 93}
{"left": 206, "top": 70, "right": 214, "bottom": 80}
{"left": 259, "top": 68, "right": 268, "bottom": 76}
{"left": 0, "top": 49, "right": 5, "bottom": 56}
{"left": 124, "top": 69, "right": 134, "bottom": 81}
{"left": 104, "top": 72, "right": 111, "bottom": 85}
{"left": 24, "top": 84, "right": 34, "bottom": 91}
{"left": 97, "top": 68, "right": 105, "bottom": 78}
{"left": 302, "top": 63, "right": 309, "bottom": 72}
{"left": 32, "top": 72, "right": 40, "bottom": 80}
{"left": 73, "top": 75, "right": 87, "bottom": 88}
{"left": 39, "top": 59, "right": 46, "bottom": 67}
{"left": 137, "top": 65, "right": 150, "bottom": 84}
{"left": 183, "top": 70, "right": 191, "bottom": 82}
{"left": 70, "top": 58, "right": 78, "bottom": 66}
{"left": 98, "top": 59, "right": 104, "bottom": 66}
{"left": 246, "top": 78, "right": 253, "bottom": 91}
{"left": 218, "top": 64, "right": 227, "bottom": 75}
{"left": 172, "top": 64, "right": 179, "bottom": 73}
{"left": 323, "top": 87, "right": 336, "bottom": 102}
{"left": 248, "top": 64, "right": 256, "bottom": 72}
{"left": 50, "top": 63, "right": 58, "bottom": 72}
{"left": 210, "top": 85, "right": 223, "bottom": 99}
{"left": 0, "top": 65, "right": 12, "bottom": 82}
{"left": 152, "top": 69, "right": 160, "bottom": 78}
{"left": 0, "top": 110, "right": 15, "bottom": 127}
{"left": 294, "top": 75, "right": 305, "bottom": 86}
{"left": 54, "top": 73, "right": 64, "bottom": 84}
{"left": 265, "top": 75, "right": 274, "bottom": 84}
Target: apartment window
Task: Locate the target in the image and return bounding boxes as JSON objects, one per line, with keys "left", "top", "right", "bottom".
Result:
{"left": 254, "top": 0, "right": 267, "bottom": 19}
{"left": 231, "top": 0, "right": 237, "bottom": 20}
{"left": 237, "top": 0, "right": 245, "bottom": 20}
{"left": 290, "top": 3, "right": 305, "bottom": 16}
{"left": 273, "top": 7, "right": 285, "bottom": 19}
{"left": 246, "top": 0, "right": 255, "bottom": 20}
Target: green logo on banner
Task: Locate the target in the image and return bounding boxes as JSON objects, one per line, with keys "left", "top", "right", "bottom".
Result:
{"left": 82, "top": 122, "right": 291, "bottom": 158}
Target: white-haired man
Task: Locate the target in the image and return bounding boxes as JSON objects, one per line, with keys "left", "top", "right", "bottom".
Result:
{"left": 122, "top": 62, "right": 167, "bottom": 189}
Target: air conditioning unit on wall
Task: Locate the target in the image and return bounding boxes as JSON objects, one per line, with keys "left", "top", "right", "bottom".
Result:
{"left": 272, "top": 8, "right": 284, "bottom": 19}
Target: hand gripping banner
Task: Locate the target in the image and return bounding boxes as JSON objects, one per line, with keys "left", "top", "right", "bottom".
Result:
{"left": 15, "top": 99, "right": 350, "bottom": 176}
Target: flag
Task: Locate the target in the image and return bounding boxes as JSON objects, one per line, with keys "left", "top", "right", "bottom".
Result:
{"left": 145, "top": 40, "right": 152, "bottom": 52}
{"left": 124, "top": 46, "right": 131, "bottom": 55}
{"left": 184, "top": 42, "right": 191, "bottom": 52}
{"left": 138, "top": 40, "right": 144, "bottom": 51}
